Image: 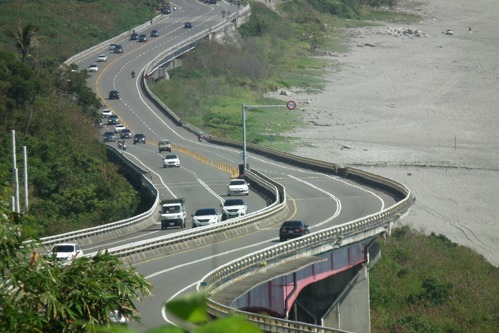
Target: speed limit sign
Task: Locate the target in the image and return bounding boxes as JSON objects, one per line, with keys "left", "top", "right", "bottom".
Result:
{"left": 286, "top": 100, "right": 297, "bottom": 111}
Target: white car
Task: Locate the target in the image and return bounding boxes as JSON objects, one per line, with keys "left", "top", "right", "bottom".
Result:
{"left": 227, "top": 178, "right": 250, "bottom": 196}
{"left": 163, "top": 154, "right": 180, "bottom": 167}
{"left": 445, "top": 29, "right": 454, "bottom": 35}
{"left": 109, "top": 310, "right": 128, "bottom": 325}
{"left": 97, "top": 54, "right": 108, "bottom": 62}
{"left": 88, "top": 64, "right": 98, "bottom": 72}
{"left": 192, "top": 208, "right": 221, "bottom": 227}
{"left": 221, "top": 198, "right": 247, "bottom": 220}
{"left": 48, "top": 243, "right": 84, "bottom": 263}
{"left": 101, "top": 108, "right": 113, "bottom": 117}
{"left": 114, "top": 124, "right": 126, "bottom": 132}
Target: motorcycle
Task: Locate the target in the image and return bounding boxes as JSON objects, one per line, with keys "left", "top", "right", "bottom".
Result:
{"left": 198, "top": 135, "right": 204, "bottom": 142}
{"left": 122, "top": 142, "right": 127, "bottom": 151}
{"left": 131, "top": 71, "right": 135, "bottom": 79}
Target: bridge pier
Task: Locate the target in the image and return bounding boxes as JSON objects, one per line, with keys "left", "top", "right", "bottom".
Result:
{"left": 289, "top": 264, "right": 371, "bottom": 333}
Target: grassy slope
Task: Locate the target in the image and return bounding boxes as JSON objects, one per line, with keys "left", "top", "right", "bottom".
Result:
{"left": 371, "top": 227, "right": 498, "bottom": 333}
{"left": 0, "top": 0, "right": 155, "bottom": 65}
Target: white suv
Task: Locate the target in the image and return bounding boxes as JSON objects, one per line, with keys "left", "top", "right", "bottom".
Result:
{"left": 227, "top": 179, "right": 250, "bottom": 196}
{"left": 221, "top": 199, "right": 247, "bottom": 220}
{"left": 48, "top": 243, "right": 84, "bottom": 263}
{"left": 192, "top": 208, "right": 221, "bottom": 227}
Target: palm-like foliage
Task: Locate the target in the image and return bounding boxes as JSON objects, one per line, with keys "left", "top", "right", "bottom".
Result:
{"left": 14, "top": 23, "right": 42, "bottom": 63}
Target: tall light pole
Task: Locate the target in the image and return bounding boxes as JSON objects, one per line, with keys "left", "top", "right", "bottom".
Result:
{"left": 242, "top": 100, "right": 296, "bottom": 171}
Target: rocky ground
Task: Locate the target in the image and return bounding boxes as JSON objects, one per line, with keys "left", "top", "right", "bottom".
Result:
{"left": 268, "top": 0, "right": 499, "bottom": 266}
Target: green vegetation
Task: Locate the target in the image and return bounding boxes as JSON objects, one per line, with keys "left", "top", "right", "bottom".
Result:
{"left": 0, "top": 0, "right": 160, "bottom": 237}
{"left": 0, "top": 0, "right": 156, "bottom": 67}
{"left": 0, "top": 203, "right": 153, "bottom": 332}
{"left": 370, "top": 226, "right": 499, "bottom": 333}
{"left": 0, "top": 50, "right": 140, "bottom": 236}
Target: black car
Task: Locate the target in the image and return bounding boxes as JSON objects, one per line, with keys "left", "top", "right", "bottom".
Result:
{"left": 130, "top": 32, "right": 138, "bottom": 40}
{"left": 184, "top": 22, "right": 192, "bottom": 29}
{"left": 161, "top": 6, "right": 171, "bottom": 15}
{"left": 279, "top": 220, "right": 309, "bottom": 241}
{"left": 150, "top": 30, "right": 159, "bottom": 37}
{"left": 139, "top": 34, "right": 148, "bottom": 42}
{"left": 120, "top": 129, "right": 133, "bottom": 139}
{"left": 114, "top": 45, "right": 123, "bottom": 53}
{"left": 133, "top": 133, "right": 146, "bottom": 144}
{"left": 109, "top": 90, "right": 120, "bottom": 100}
{"left": 107, "top": 115, "right": 119, "bottom": 125}
{"left": 103, "top": 132, "right": 116, "bottom": 142}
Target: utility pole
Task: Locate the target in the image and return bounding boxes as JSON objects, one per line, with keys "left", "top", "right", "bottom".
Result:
{"left": 11, "top": 130, "right": 20, "bottom": 213}
{"left": 23, "top": 146, "right": 29, "bottom": 212}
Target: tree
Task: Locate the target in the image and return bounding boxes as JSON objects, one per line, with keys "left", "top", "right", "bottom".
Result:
{"left": 0, "top": 200, "right": 153, "bottom": 333}
{"left": 13, "top": 23, "right": 42, "bottom": 64}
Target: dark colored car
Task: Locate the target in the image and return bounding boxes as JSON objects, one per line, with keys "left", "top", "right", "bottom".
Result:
{"left": 130, "top": 32, "right": 138, "bottom": 40}
{"left": 114, "top": 45, "right": 124, "bottom": 53}
{"left": 150, "top": 29, "right": 159, "bottom": 37}
{"left": 107, "top": 115, "right": 119, "bottom": 125}
{"left": 184, "top": 22, "right": 192, "bottom": 29}
{"left": 109, "top": 90, "right": 120, "bottom": 100}
{"left": 103, "top": 131, "right": 116, "bottom": 142}
{"left": 120, "top": 129, "right": 133, "bottom": 139}
{"left": 161, "top": 6, "right": 171, "bottom": 15}
{"left": 133, "top": 133, "right": 146, "bottom": 144}
{"left": 279, "top": 220, "right": 309, "bottom": 241}
{"left": 139, "top": 34, "right": 148, "bottom": 42}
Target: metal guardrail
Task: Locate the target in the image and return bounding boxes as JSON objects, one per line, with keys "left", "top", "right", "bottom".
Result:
{"left": 39, "top": 146, "right": 159, "bottom": 248}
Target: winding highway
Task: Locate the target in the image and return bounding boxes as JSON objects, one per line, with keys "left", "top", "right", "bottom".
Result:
{"left": 74, "top": 1, "right": 398, "bottom": 331}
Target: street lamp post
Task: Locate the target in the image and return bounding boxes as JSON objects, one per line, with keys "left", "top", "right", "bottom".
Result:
{"left": 241, "top": 101, "right": 296, "bottom": 171}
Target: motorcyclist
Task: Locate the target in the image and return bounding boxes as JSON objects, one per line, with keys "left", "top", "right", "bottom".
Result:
{"left": 197, "top": 133, "right": 204, "bottom": 142}
{"left": 131, "top": 70, "right": 135, "bottom": 78}
{"left": 118, "top": 139, "right": 123, "bottom": 149}
{"left": 122, "top": 141, "right": 127, "bottom": 150}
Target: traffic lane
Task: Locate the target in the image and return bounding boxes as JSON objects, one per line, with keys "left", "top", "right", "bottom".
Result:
{"left": 131, "top": 227, "right": 290, "bottom": 331}
{"left": 83, "top": 149, "right": 268, "bottom": 252}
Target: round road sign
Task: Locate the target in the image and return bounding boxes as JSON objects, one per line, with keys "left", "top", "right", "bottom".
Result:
{"left": 286, "top": 100, "right": 296, "bottom": 110}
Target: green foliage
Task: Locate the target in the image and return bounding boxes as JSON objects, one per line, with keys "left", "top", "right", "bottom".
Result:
{"left": 407, "top": 277, "right": 452, "bottom": 306}
{"left": 370, "top": 227, "right": 499, "bottom": 333}
{"left": 395, "top": 314, "right": 439, "bottom": 333}
{"left": 0, "top": 0, "right": 156, "bottom": 66}
{"left": 0, "top": 205, "right": 153, "bottom": 333}
{"left": 165, "top": 292, "right": 209, "bottom": 323}
{"left": 0, "top": 49, "right": 139, "bottom": 237}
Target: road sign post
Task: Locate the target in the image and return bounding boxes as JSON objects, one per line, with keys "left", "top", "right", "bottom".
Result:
{"left": 242, "top": 101, "right": 296, "bottom": 171}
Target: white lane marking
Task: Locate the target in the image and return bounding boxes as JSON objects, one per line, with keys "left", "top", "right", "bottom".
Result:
{"left": 287, "top": 174, "right": 342, "bottom": 228}
{"left": 161, "top": 282, "right": 198, "bottom": 324}
{"left": 145, "top": 239, "right": 272, "bottom": 280}
{"left": 322, "top": 173, "right": 385, "bottom": 211}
